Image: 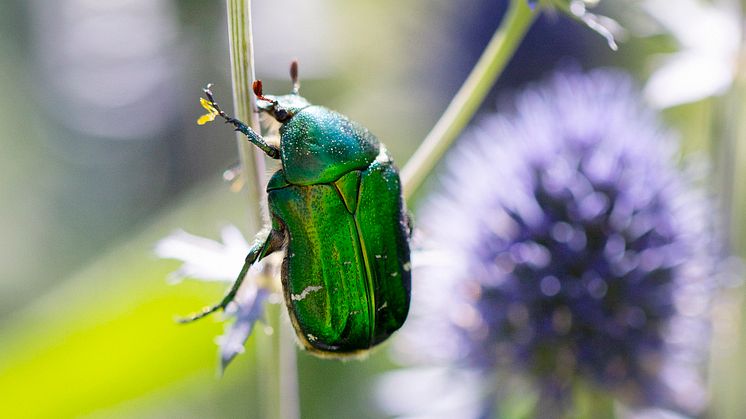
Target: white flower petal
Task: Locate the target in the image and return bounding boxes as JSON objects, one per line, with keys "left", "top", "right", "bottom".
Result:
{"left": 644, "top": 0, "right": 740, "bottom": 51}
{"left": 155, "top": 226, "right": 251, "bottom": 282}
{"left": 643, "top": 0, "right": 740, "bottom": 108}
{"left": 644, "top": 52, "right": 733, "bottom": 108}
{"left": 220, "top": 224, "right": 251, "bottom": 251}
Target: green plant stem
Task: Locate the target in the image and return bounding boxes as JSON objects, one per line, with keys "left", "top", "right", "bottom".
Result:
{"left": 225, "top": 1, "right": 299, "bottom": 419}
{"left": 709, "top": 26, "right": 746, "bottom": 419}
{"left": 227, "top": 0, "right": 265, "bottom": 232}
{"left": 400, "top": 0, "right": 537, "bottom": 199}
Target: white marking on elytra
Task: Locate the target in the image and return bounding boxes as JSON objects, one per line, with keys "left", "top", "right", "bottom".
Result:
{"left": 377, "top": 301, "right": 388, "bottom": 312}
{"left": 291, "top": 285, "right": 323, "bottom": 301}
{"left": 403, "top": 262, "right": 411, "bottom": 271}
{"left": 307, "top": 334, "right": 317, "bottom": 342}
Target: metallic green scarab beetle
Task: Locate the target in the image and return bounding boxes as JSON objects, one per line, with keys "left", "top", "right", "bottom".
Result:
{"left": 184, "top": 62, "right": 411, "bottom": 356}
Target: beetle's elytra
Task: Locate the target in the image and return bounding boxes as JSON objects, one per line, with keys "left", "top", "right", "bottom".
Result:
{"left": 184, "top": 62, "right": 411, "bottom": 356}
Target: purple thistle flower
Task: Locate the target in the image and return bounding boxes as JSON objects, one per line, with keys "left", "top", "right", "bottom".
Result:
{"left": 382, "top": 70, "right": 721, "bottom": 418}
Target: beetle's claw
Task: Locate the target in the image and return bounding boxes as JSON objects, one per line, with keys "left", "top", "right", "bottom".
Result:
{"left": 203, "top": 84, "right": 216, "bottom": 99}
{"left": 221, "top": 116, "right": 240, "bottom": 127}
{"left": 201, "top": 85, "right": 229, "bottom": 118}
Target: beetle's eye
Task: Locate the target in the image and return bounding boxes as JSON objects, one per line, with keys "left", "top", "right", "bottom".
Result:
{"left": 275, "top": 108, "right": 289, "bottom": 121}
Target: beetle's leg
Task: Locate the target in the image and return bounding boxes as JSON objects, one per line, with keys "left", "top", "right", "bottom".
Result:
{"left": 202, "top": 86, "right": 281, "bottom": 159}
{"left": 224, "top": 117, "right": 281, "bottom": 159}
{"left": 178, "top": 228, "right": 284, "bottom": 323}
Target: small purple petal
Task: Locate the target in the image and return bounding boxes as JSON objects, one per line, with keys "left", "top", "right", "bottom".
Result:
{"left": 218, "top": 286, "right": 270, "bottom": 372}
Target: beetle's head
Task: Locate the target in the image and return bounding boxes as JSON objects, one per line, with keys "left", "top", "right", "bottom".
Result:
{"left": 254, "top": 60, "right": 310, "bottom": 123}
{"left": 255, "top": 91, "right": 310, "bottom": 123}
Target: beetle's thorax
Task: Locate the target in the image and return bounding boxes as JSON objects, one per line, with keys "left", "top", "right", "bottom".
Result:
{"left": 277, "top": 105, "right": 381, "bottom": 186}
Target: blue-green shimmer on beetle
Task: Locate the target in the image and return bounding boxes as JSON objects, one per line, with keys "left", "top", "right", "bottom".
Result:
{"left": 183, "top": 63, "right": 411, "bottom": 355}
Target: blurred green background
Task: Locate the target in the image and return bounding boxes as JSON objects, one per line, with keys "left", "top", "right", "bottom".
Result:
{"left": 1, "top": 0, "right": 745, "bottom": 418}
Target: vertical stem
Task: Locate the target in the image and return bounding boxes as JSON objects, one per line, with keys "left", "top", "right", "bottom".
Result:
{"left": 280, "top": 309, "right": 301, "bottom": 419}
{"left": 225, "top": 1, "right": 299, "bottom": 419}
{"left": 400, "top": 0, "right": 537, "bottom": 199}
{"left": 226, "top": 0, "right": 265, "bottom": 232}
{"left": 256, "top": 303, "right": 282, "bottom": 419}
{"left": 709, "top": 8, "right": 746, "bottom": 418}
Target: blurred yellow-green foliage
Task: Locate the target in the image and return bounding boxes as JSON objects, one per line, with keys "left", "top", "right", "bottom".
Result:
{"left": 2, "top": 0, "right": 746, "bottom": 418}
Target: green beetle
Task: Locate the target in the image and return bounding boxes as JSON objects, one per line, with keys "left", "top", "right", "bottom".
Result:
{"left": 184, "top": 63, "right": 411, "bottom": 356}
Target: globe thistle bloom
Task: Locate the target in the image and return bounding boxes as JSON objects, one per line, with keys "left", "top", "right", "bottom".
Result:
{"left": 381, "top": 70, "right": 721, "bottom": 418}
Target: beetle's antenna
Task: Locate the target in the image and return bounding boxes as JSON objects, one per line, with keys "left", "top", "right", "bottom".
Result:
{"left": 253, "top": 80, "right": 277, "bottom": 105}
{"left": 290, "top": 59, "right": 300, "bottom": 95}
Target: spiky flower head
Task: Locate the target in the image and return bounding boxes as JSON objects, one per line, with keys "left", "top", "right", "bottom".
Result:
{"left": 385, "top": 70, "right": 721, "bottom": 418}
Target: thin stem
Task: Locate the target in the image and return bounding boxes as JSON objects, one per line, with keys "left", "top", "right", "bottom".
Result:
{"left": 280, "top": 309, "right": 301, "bottom": 419}
{"left": 256, "top": 303, "right": 282, "bottom": 419}
{"left": 400, "top": 0, "right": 537, "bottom": 199}
{"left": 225, "top": 1, "right": 299, "bottom": 419}
{"left": 226, "top": 0, "right": 266, "bottom": 232}
{"left": 708, "top": 15, "right": 746, "bottom": 416}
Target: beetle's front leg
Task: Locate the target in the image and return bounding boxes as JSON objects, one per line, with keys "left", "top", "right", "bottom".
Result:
{"left": 178, "top": 227, "right": 284, "bottom": 323}
{"left": 224, "top": 117, "right": 281, "bottom": 159}
{"left": 202, "top": 86, "right": 281, "bottom": 159}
